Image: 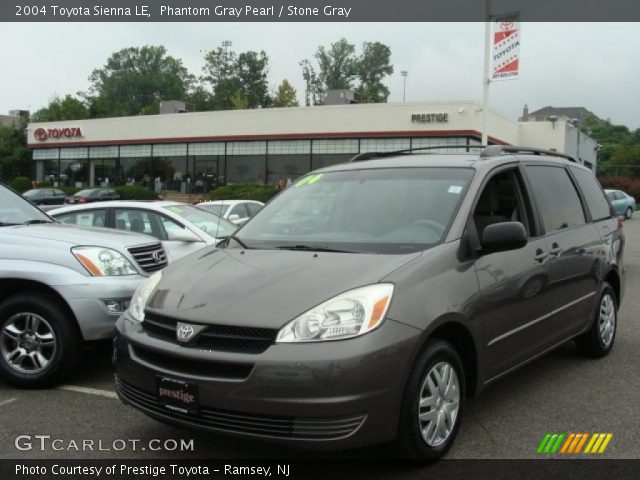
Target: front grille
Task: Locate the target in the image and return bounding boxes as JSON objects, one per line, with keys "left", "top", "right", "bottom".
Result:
{"left": 116, "top": 378, "right": 366, "bottom": 440}
{"left": 128, "top": 243, "right": 168, "bottom": 273}
{"left": 131, "top": 345, "right": 253, "bottom": 380}
{"left": 143, "top": 312, "right": 278, "bottom": 354}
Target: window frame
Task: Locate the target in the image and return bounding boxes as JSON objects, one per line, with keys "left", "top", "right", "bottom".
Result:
{"left": 567, "top": 166, "right": 614, "bottom": 222}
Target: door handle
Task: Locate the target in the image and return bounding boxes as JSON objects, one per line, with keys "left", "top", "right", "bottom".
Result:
{"left": 534, "top": 249, "right": 548, "bottom": 262}
{"left": 550, "top": 243, "right": 561, "bottom": 256}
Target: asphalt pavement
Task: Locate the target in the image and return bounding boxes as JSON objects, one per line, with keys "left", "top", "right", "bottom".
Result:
{"left": 1, "top": 219, "right": 639, "bottom": 460}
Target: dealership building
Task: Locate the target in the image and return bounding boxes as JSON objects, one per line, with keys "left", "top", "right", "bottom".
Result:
{"left": 26, "top": 101, "right": 597, "bottom": 192}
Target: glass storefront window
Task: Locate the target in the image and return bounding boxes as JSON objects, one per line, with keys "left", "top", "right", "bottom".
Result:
{"left": 226, "top": 142, "right": 266, "bottom": 184}
{"left": 267, "top": 141, "right": 311, "bottom": 186}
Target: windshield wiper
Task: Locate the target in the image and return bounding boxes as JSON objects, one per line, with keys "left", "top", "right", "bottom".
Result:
{"left": 0, "top": 222, "right": 20, "bottom": 227}
{"left": 274, "top": 244, "right": 355, "bottom": 253}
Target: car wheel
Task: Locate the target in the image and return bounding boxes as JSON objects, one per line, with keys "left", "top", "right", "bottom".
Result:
{"left": 0, "top": 294, "right": 81, "bottom": 388}
{"left": 576, "top": 283, "right": 617, "bottom": 358}
{"left": 625, "top": 207, "right": 633, "bottom": 220}
{"left": 396, "top": 339, "right": 464, "bottom": 461}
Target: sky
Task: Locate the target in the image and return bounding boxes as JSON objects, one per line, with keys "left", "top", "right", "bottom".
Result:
{"left": 0, "top": 22, "right": 638, "bottom": 128}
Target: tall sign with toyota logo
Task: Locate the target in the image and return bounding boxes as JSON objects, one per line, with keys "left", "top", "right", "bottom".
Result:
{"left": 33, "top": 127, "right": 83, "bottom": 141}
{"left": 492, "top": 13, "right": 521, "bottom": 81}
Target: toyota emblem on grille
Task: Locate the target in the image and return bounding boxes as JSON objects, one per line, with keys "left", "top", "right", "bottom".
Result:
{"left": 152, "top": 251, "right": 163, "bottom": 263}
{"left": 177, "top": 324, "right": 195, "bottom": 342}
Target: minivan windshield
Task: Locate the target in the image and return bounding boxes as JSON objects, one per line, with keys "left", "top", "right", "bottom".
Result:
{"left": 0, "top": 185, "right": 53, "bottom": 226}
{"left": 236, "top": 167, "right": 473, "bottom": 254}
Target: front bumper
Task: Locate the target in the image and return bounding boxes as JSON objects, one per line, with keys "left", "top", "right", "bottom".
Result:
{"left": 114, "top": 313, "right": 422, "bottom": 449}
{"left": 56, "top": 276, "right": 145, "bottom": 341}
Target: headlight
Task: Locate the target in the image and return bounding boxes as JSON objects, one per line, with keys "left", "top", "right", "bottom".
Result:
{"left": 276, "top": 284, "right": 394, "bottom": 343}
{"left": 129, "top": 271, "right": 163, "bottom": 322}
{"left": 72, "top": 246, "right": 137, "bottom": 276}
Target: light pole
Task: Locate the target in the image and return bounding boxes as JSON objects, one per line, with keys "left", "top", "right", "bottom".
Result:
{"left": 401, "top": 71, "right": 408, "bottom": 102}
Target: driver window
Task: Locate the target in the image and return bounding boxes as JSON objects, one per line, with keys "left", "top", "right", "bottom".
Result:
{"left": 473, "top": 170, "right": 530, "bottom": 239}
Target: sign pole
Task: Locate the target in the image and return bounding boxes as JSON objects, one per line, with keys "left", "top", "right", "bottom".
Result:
{"left": 481, "top": 0, "right": 491, "bottom": 145}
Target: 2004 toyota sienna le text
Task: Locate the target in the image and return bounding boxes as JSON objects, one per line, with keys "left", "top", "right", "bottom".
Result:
{"left": 114, "top": 146, "right": 624, "bottom": 460}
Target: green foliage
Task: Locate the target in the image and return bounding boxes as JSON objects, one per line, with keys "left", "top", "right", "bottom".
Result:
{"left": 230, "top": 89, "right": 249, "bottom": 110}
{"left": 31, "top": 185, "right": 78, "bottom": 195}
{"left": 114, "top": 185, "right": 158, "bottom": 200}
{"left": 85, "top": 45, "right": 194, "bottom": 118}
{"left": 355, "top": 42, "right": 394, "bottom": 103}
{"left": 582, "top": 115, "right": 640, "bottom": 166}
{"left": 0, "top": 126, "right": 30, "bottom": 182}
{"left": 273, "top": 80, "right": 299, "bottom": 107}
{"left": 202, "top": 47, "right": 271, "bottom": 109}
{"left": 9, "top": 176, "right": 32, "bottom": 193}
{"left": 301, "top": 39, "right": 394, "bottom": 105}
{"left": 31, "top": 95, "right": 89, "bottom": 122}
{"left": 211, "top": 184, "right": 279, "bottom": 203}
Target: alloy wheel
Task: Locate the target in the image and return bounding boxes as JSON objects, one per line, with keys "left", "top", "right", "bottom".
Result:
{"left": 599, "top": 293, "right": 616, "bottom": 347}
{"left": 418, "top": 361, "right": 460, "bottom": 447}
{"left": 0, "top": 313, "right": 57, "bottom": 374}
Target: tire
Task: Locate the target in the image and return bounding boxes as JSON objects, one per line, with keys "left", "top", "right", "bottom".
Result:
{"left": 576, "top": 283, "right": 617, "bottom": 358}
{"left": 625, "top": 207, "right": 633, "bottom": 220}
{"left": 0, "top": 294, "right": 82, "bottom": 388}
{"left": 395, "top": 339, "right": 465, "bottom": 461}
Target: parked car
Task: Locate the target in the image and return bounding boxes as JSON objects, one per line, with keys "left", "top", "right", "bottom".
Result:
{"left": 0, "top": 183, "right": 168, "bottom": 388}
{"left": 50, "top": 201, "right": 237, "bottom": 262}
{"left": 23, "top": 188, "right": 66, "bottom": 206}
{"left": 65, "top": 188, "right": 120, "bottom": 205}
{"left": 197, "top": 200, "right": 264, "bottom": 225}
{"left": 114, "top": 146, "right": 623, "bottom": 460}
{"left": 605, "top": 189, "right": 636, "bottom": 220}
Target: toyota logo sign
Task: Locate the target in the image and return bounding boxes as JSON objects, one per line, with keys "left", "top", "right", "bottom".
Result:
{"left": 177, "top": 324, "right": 195, "bottom": 343}
{"left": 34, "top": 128, "right": 47, "bottom": 141}
{"left": 33, "top": 127, "right": 83, "bottom": 141}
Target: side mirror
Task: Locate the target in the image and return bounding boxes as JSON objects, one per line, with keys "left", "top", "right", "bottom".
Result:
{"left": 228, "top": 214, "right": 241, "bottom": 222}
{"left": 167, "top": 228, "right": 201, "bottom": 243}
{"left": 481, "top": 222, "right": 527, "bottom": 254}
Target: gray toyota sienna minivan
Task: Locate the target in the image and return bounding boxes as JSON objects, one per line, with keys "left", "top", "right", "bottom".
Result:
{"left": 114, "top": 146, "right": 624, "bottom": 460}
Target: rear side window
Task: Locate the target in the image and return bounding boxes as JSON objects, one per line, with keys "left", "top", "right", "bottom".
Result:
{"left": 571, "top": 168, "right": 612, "bottom": 221}
{"left": 525, "top": 165, "right": 585, "bottom": 233}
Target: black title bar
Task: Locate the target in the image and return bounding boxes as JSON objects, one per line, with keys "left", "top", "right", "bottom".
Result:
{"left": 3, "top": 0, "right": 640, "bottom": 22}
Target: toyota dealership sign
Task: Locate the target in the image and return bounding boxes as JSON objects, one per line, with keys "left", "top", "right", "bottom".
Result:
{"left": 34, "top": 127, "right": 83, "bottom": 141}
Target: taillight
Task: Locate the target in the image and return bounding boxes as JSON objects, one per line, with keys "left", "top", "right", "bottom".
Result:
{"left": 617, "top": 218, "right": 623, "bottom": 229}
{"left": 78, "top": 197, "right": 86, "bottom": 204}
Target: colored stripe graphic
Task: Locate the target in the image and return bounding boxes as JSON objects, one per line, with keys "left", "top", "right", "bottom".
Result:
{"left": 539, "top": 433, "right": 613, "bottom": 454}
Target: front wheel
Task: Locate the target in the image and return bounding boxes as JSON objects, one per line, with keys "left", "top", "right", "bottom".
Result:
{"left": 625, "top": 207, "right": 633, "bottom": 220}
{"left": 0, "top": 294, "right": 81, "bottom": 388}
{"left": 576, "top": 284, "right": 617, "bottom": 358}
{"left": 396, "top": 339, "right": 464, "bottom": 461}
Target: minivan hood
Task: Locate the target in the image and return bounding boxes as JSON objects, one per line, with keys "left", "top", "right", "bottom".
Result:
{"left": 149, "top": 248, "right": 422, "bottom": 329}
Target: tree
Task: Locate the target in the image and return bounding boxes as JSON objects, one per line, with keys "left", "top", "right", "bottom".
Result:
{"left": 301, "top": 39, "right": 393, "bottom": 105}
{"left": 31, "top": 95, "right": 90, "bottom": 122}
{"left": 85, "top": 45, "right": 194, "bottom": 117}
{"left": 355, "top": 42, "right": 394, "bottom": 103}
{"left": 202, "top": 47, "right": 271, "bottom": 109}
{"left": 230, "top": 89, "right": 249, "bottom": 110}
{"left": 273, "top": 80, "right": 299, "bottom": 107}
{"left": 0, "top": 125, "right": 30, "bottom": 182}
{"left": 301, "top": 38, "right": 358, "bottom": 106}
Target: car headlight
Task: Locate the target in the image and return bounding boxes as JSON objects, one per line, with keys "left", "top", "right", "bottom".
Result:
{"left": 276, "top": 284, "right": 394, "bottom": 343}
{"left": 72, "top": 246, "right": 138, "bottom": 276}
{"left": 129, "top": 271, "right": 163, "bottom": 322}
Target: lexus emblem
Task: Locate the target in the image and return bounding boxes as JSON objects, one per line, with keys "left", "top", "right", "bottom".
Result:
{"left": 152, "top": 251, "right": 163, "bottom": 263}
{"left": 177, "top": 324, "right": 195, "bottom": 343}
